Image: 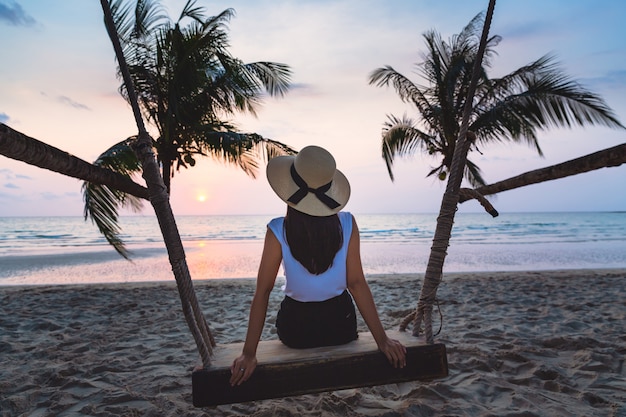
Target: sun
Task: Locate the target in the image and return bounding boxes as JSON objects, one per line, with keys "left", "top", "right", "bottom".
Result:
{"left": 197, "top": 194, "right": 207, "bottom": 203}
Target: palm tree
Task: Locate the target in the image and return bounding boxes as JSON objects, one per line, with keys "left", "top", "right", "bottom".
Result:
{"left": 369, "top": 12, "right": 624, "bottom": 188}
{"left": 85, "top": 0, "right": 295, "bottom": 253}
{"left": 99, "top": 0, "right": 214, "bottom": 365}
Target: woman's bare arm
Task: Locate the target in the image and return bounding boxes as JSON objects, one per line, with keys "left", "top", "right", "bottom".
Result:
{"left": 230, "top": 228, "right": 282, "bottom": 385}
{"left": 346, "top": 215, "right": 406, "bottom": 368}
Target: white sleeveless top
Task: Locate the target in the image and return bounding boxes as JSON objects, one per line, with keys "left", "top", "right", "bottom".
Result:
{"left": 268, "top": 211, "right": 353, "bottom": 302}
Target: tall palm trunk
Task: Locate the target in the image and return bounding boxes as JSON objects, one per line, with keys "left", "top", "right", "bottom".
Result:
{"left": 99, "top": 0, "right": 214, "bottom": 366}
{"left": 406, "top": 0, "right": 497, "bottom": 343}
{"left": 460, "top": 143, "right": 626, "bottom": 203}
{"left": 0, "top": 123, "right": 149, "bottom": 199}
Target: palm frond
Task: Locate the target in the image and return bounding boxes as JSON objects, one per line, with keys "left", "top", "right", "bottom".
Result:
{"left": 381, "top": 114, "right": 433, "bottom": 181}
{"left": 178, "top": 0, "right": 206, "bottom": 24}
{"left": 82, "top": 139, "right": 144, "bottom": 258}
{"left": 451, "top": 12, "right": 501, "bottom": 69}
{"left": 214, "top": 57, "right": 264, "bottom": 116}
{"left": 108, "top": 0, "right": 133, "bottom": 41}
{"left": 472, "top": 53, "right": 624, "bottom": 153}
{"left": 132, "top": 0, "right": 168, "bottom": 38}
{"left": 369, "top": 66, "right": 442, "bottom": 134}
{"left": 464, "top": 158, "right": 486, "bottom": 187}
{"left": 243, "top": 61, "right": 292, "bottom": 98}
{"left": 193, "top": 5, "right": 234, "bottom": 28}
{"left": 191, "top": 131, "right": 296, "bottom": 178}
{"left": 82, "top": 183, "right": 131, "bottom": 258}
{"left": 369, "top": 66, "right": 423, "bottom": 105}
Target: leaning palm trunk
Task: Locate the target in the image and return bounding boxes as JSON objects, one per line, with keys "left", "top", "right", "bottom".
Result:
{"left": 99, "top": 0, "right": 214, "bottom": 366}
{"left": 460, "top": 142, "right": 626, "bottom": 203}
{"left": 402, "top": 0, "right": 497, "bottom": 343}
{"left": 0, "top": 123, "right": 149, "bottom": 200}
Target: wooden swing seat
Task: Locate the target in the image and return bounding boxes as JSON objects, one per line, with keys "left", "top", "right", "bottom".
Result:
{"left": 192, "top": 330, "right": 448, "bottom": 407}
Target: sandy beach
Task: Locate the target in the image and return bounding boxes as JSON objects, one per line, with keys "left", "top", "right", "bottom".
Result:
{"left": 1, "top": 269, "right": 625, "bottom": 416}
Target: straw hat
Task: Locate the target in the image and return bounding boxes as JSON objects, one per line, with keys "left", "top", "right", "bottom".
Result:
{"left": 266, "top": 145, "right": 350, "bottom": 216}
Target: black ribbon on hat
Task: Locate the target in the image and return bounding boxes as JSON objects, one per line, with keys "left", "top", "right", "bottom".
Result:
{"left": 287, "top": 164, "right": 340, "bottom": 209}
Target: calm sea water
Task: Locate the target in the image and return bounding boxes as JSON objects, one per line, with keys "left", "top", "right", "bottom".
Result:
{"left": 1, "top": 212, "right": 625, "bottom": 285}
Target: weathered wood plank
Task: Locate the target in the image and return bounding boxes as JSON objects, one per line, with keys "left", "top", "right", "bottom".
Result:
{"left": 192, "top": 330, "right": 448, "bottom": 406}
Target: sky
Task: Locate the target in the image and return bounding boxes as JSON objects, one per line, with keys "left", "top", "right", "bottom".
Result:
{"left": 1, "top": 0, "right": 625, "bottom": 217}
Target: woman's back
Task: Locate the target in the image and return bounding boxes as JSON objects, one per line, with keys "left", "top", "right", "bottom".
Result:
{"left": 284, "top": 207, "right": 343, "bottom": 274}
{"left": 268, "top": 211, "right": 353, "bottom": 302}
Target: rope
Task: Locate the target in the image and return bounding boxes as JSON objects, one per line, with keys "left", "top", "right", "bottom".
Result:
{"left": 405, "top": 0, "right": 497, "bottom": 343}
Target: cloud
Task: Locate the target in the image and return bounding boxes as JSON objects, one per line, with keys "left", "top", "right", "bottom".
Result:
{"left": 40, "top": 191, "right": 80, "bottom": 200}
{"left": 0, "top": 112, "right": 8, "bottom": 123}
{"left": 0, "top": 1, "right": 36, "bottom": 26}
{"left": 290, "top": 82, "right": 313, "bottom": 91}
{"left": 56, "top": 95, "right": 91, "bottom": 111}
{"left": 38, "top": 92, "right": 91, "bottom": 111}
{"left": 497, "top": 19, "right": 556, "bottom": 42}
{"left": 0, "top": 190, "right": 15, "bottom": 200}
{"left": 0, "top": 168, "right": 32, "bottom": 181}
{"left": 286, "top": 82, "right": 321, "bottom": 97}
{"left": 4, "top": 182, "right": 19, "bottom": 189}
{"left": 583, "top": 69, "right": 626, "bottom": 89}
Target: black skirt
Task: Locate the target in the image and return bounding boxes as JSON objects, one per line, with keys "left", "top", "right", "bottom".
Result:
{"left": 276, "top": 290, "right": 358, "bottom": 349}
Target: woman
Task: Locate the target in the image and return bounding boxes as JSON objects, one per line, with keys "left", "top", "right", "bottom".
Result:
{"left": 230, "top": 145, "right": 406, "bottom": 386}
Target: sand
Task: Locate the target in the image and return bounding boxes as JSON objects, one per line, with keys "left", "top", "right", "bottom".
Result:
{"left": 1, "top": 269, "right": 625, "bottom": 417}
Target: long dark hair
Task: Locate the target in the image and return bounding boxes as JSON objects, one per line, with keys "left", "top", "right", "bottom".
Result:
{"left": 284, "top": 206, "right": 343, "bottom": 275}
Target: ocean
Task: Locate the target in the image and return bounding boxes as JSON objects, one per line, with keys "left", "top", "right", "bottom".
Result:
{"left": 1, "top": 212, "right": 625, "bottom": 286}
